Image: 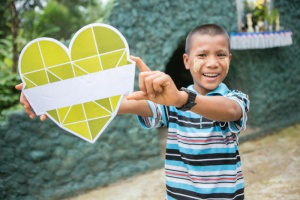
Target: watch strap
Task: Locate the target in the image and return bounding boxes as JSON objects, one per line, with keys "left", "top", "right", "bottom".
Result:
{"left": 176, "top": 87, "right": 197, "bottom": 111}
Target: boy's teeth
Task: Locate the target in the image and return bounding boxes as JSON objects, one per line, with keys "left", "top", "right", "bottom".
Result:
{"left": 203, "top": 73, "right": 218, "bottom": 77}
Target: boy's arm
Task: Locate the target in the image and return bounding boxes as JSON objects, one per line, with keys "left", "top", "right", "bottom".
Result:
{"left": 118, "top": 98, "right": 152, "bottom": 116}
{"left": 128, "top": 56, "right": 243, "bottom": 122}
{"left": 189, "top": 95, "right": 242, "bottom": 122}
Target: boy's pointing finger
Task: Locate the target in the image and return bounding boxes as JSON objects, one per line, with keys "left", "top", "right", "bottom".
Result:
{"left": 126, "top": 91, "right": 149, "bottom": 101}
{"left": 130, "top": 55, "right": 151, "bottom": 72}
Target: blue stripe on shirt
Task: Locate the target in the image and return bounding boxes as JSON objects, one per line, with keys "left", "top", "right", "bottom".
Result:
{"left": 165, "top": 160, "right": 242, "bottom": 171}
{"left": 166, "top": 144, "right": 238, "bottom": 155}
{"left": 168, "top": 123, "right": 229, "bottom": 133}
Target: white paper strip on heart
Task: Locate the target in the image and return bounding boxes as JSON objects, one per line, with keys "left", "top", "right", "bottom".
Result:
{"left": 18, "top": 23, "right": 135, "bottom": 143}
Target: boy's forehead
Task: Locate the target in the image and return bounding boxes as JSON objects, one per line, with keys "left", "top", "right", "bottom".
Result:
{"left": 191, "top": 33, "right": 230, "bottom": 51}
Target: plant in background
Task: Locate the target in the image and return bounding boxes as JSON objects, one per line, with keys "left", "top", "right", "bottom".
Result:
{"left": 243, "top": 0, "right": 265, "bottom": 31}
{"left": 265, "top": 8, "right": 279, "bottom": 31}
{"left": 0, "top": 30, "right": 27, "bottom": 69}
{"left": 245, "top": 0, "right": 280, "bottom": 32}
{"left": 0, "top": 69, "right": 21, "bottom": 118}
{"left": 0, "top": 0, "right": 115, "bottom": 119}
{"left": 0, "top": 36, "right": 22, "bottom": 117}
{"left": 253, "top": 4, "right": 267, "bottom": 22}
{"left": 244, "top": 0, "right": 256, "bottom": 14}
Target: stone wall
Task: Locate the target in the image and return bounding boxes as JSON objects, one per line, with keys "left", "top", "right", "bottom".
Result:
{"left": 226, "top": 0, "right": 300, "bottom": 130}
{"left": 0, "top": 112, "right": 162, "bottom": 199}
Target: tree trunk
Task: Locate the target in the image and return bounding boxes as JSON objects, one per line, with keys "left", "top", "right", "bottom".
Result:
{"left": 9, "top": 0, "right": 19, "bottom": 73}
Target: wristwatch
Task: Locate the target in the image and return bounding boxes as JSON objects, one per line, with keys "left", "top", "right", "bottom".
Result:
{"left": 176, "top": 87, "right": 197, "bottom": 111}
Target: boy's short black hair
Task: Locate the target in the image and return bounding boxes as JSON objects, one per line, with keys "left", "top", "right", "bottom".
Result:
{"left": 185, "top": 24, "right": 230, "bottom": 54}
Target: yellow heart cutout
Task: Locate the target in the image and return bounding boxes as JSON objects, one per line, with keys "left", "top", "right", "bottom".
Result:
{"left": 18, "top": 23, "right": 135, "bottom": 143}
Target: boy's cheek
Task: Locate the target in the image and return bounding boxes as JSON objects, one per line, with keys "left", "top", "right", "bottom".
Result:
{"left": 193, "top": 58, "right": 204, "bottom": 73}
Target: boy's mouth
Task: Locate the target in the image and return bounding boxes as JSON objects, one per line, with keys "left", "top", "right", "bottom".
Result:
{"left": 202, "top": 73, "right": 219, "bottom": 78}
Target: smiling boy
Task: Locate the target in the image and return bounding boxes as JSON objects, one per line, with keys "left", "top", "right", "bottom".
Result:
{"left": 123, "top": 24, "right": 249, "bottom": 200}
{"left": 17, "top": 24, "right": 249, "bottom": 200}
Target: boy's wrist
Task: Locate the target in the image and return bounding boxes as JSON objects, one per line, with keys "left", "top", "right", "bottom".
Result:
{"left": 175, "top": 91, "right": 189, "bottom": 107}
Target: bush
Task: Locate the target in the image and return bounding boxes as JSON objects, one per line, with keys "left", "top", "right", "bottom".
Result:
{"left": 0, "top": 69, "right": 21, "bottom": 115}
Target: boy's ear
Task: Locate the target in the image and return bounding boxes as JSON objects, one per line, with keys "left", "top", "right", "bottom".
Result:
{"left": 229, "top": 53, "right": 232, "bottom": 62}
{"left": 183, "top": 53, "right": 190, "bottom": 70}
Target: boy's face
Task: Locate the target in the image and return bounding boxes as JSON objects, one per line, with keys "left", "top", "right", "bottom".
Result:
{"left": 183, "top": 34, "right": 231, "bottom": 95}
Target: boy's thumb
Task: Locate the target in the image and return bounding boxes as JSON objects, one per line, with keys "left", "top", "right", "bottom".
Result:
{"left": 126, "top": 91, "right": 149, "bottom": 101}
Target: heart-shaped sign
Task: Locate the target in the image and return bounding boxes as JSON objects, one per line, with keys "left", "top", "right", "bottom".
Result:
{"left": 18, "top": 23, "right": 135, "bottom": 143}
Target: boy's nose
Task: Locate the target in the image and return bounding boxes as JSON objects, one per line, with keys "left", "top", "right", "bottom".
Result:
{"left": 206, "top": 57, "right": 219, "bottom": 68}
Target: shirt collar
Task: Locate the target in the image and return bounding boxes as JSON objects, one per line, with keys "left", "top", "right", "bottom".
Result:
{"left": 187, "top": 83, "right": 229, "bottom": 96}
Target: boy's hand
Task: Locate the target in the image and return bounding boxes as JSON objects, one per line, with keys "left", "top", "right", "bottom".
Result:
{"left": 15, "top": 83, "right": 48, "bottom": 121}
{"left": 127, "top": 56, "right": 188, "bottom": 107}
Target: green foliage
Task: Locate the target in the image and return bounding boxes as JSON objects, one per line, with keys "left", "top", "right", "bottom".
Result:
{"left": 0, "top": 69, "right": 21, "bottom": 115}
{"left": 0, "top": 0, "right": 115, "bottom": 115}
{"left": 265, "top": 8, "right": 279, "bottom": 25}
{"left": 0, "top": 1, "right": 10, "bottom": 39}
{"left": 0, "top": 30, "right": 26, "bottom": 116}
{"left": 21, "top": 0, "right": 113, "bottom": 41}
{"left": 253, "top": 5, "right": 279, "bottom": 25}
{"left": 0, "top": 35, "right": 13, "bottom": 68}
{"left": 35, "top": 1, "right": 73, "bottom": 39}
{"left": 84, "top": 0, "right": 116, "bottom": 23}
{"left": 0, "top": 30, "right": 27, "bottom": 68}
{"left": 243, "top": 0, "right": 256, "bottom": 14}
{"left": 244, "top": 1, "right": 280, "bottom": 28}
{"left": 253, "top": 5, "right": 267, "bottom": 21}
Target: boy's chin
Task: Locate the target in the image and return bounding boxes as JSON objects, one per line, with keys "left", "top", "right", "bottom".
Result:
{"left": 202, "top": 83, "right": 220, "bottom": 91}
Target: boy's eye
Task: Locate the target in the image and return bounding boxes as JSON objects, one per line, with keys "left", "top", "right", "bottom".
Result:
{"left": 198, "top": 54, "right": 206, "bottom": 58}
{"left": 217, "top": 53, "right": 226, "bottom": 58}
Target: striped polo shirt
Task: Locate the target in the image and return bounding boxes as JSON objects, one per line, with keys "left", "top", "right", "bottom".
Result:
{"left": 138, "top": 83, "right": 250, "bottom": 200}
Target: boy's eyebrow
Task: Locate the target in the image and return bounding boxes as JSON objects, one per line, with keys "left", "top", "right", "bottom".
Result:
{"left": 194, "top": 49, "right": 229, "bottom": 54}
{"left": 216, "top": 49, "right": 229, "bottom": 53}
{"left": 194, "top": 49, "right": 208, "bottom": 53}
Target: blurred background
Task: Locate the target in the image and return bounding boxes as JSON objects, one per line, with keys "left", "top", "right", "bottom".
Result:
{"left": 0, "top": 0, "right": 299, "bottom": 199}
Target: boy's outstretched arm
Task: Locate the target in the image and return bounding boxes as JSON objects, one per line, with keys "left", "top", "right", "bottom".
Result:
{"left": 128, "top": 56, "right": 243, "bottom": 122}
{"left": 118, "top": 98, "right": 151, "bottom": 116}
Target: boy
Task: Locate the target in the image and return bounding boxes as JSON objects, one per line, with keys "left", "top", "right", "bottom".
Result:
{"left": 17, "top": 24, "right": 249, "bottom": 200}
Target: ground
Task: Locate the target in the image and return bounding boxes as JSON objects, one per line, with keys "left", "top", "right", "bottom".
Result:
{"left": 68, "top": 124, "right": 300, "bottom": 200}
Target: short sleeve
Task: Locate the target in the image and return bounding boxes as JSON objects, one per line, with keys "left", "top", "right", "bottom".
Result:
{"left": 137, "top": 101, "right": 168, "bottom": 129}
{"left": 224, "top": 90, "right": 250, "bottom": 133}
